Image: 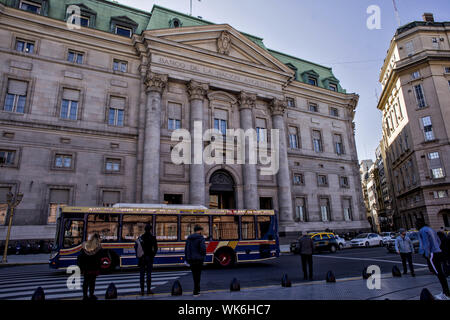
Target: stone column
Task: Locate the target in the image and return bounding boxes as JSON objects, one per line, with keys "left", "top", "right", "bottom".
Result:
{"left": 142, "top": 72, "right": 168, "bottom": 203}
{"left": 239, "top": 92, "right": 259, "bottom": 209}
{"left": 188, "top": 80, "right": 209, "bottom": 206}
{"left": 270, "top": 98, "right": 294, "bottom": 222}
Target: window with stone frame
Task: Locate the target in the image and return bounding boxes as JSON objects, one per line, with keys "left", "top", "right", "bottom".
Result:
{"left": 108, "top": 96, "right": 125, "bottom": 127}
{"left": 113, "top": 59, "right": 128, "bottom": 72}
{"left": 309, "top": 103, "right": 318, "bottom": 113}
{"left": 333, "top": 133, "right": 345, "bottom": 155}
{"left": 105, "top": 158, "right": 122, "bottom": 173}
{"left": 60, "top": 88, "right": 80, "bottom": 120}
{"left": 67, "top": 50, "right": 84, "bottom": 64}
{"left": 48, "top": 189, "right": 70, "bottom": 224}
{"left": 0, "top": 149, "right": 16, "bottom": 166}
{"left": 319, "top": 197, "right": 331, "bottom": 222}
{"left": 414, "top": 84, "right": 427, "bottom": 108}
{"left": 0, "top": 187, "right": 11, "bottom": 225}
{"left": 3, "top": 79, "right": 28, "bottom": 113}
{"left": 15, "top": 38, "right": 35, "bottom": 54}
{"left": 339, "top": 176, "right": 349, "bottom": 188}
{"left": 342, "top": 198, "right": 353, "bottom": 221}
{"left": 293, "top": 173, "right": 304, "bottom": 185}
{"left": 312, "top": 130, "right": 323, "bottom": 152}
{"left": 428, "top": 152, "right": 445, "bottom": 179}
{"left": 286, "top": 97, "right": 296, "bottom": 108}
{"left": 288, "top": 126, "right": 299, "bottom": 149}
{"left": 214, "top": 110, "right": 228, "bottom": 136}
{"left": 66, "top": 4, "right": 96, "bottom": 28}
{"left": 295, "top": 197, "right": 307, "bottom": 222}
{"left": 421, "top": 116, "right": 435, "bottom": 141}
{"left": 329, "top": 107, "right": 339, "bottom": 117}
{"left": 317, "top": 174, "right": 328, "bottom": 187}
{"left": 256, "top": 118, "right": 267, "bottom": 143}
{"left": 111, "top": 16, "right": 138, "bottom": 38}
{"left": 54, "top": 153, "right": 73, "bottom": 170}
{"left": 167, "top": 102, "right": 182, "bottom": 130}
{"left": 19, "top": 0, "right": 41, "bottom": 14}
{"left": 101, "top": 190, "right": 121, "bottom": 207}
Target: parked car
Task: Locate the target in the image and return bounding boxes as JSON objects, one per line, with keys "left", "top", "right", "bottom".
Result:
{"left": 290, "top": 232, "right": 339, "bottom": 254}
{"left": 350, "top": 233, "right": 384, "bottom": 248}
{"left": 335, "top": 235, "right": 347, "bottom": 249}
{"left": 380, "top": 232, "right": 396, "bottom": 245}
{"left": 386, "top": 232, "right": 420, "bottom": 253}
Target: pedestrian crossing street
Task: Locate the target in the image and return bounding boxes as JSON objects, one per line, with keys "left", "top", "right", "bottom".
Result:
{"left": 0, "top": 269, "right": 190, "bottom": 300}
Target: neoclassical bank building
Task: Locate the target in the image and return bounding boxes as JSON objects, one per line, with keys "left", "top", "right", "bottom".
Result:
{"left": 0, "top": 0, "right": 369, "bottom": 243}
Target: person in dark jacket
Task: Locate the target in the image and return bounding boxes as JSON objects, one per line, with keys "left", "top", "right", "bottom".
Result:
{"left": 298, "top": 233, "right": 314, "bottom": 281}
{"left": 185, "top": 225, "right": 206, "bottom": 296}
{"left": 135, "top": 223, "right": 158, "bottom": 295}
{"left": 77, "top": 233, "right": 103, "bottom": 301}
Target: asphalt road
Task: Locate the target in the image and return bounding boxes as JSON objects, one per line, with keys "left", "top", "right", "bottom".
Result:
{"left": 0, "top": 246, "right": 432, "bottom": 299}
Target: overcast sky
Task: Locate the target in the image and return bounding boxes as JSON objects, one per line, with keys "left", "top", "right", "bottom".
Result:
{"left": 118, "top": 0, "right": 449, "bottom": 161}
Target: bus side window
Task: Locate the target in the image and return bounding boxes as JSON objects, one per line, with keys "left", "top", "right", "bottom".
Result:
{"left": 121, "top": 215, "right": 153, "bottom": 241}
{"left": 257, "top": 216, "right": 271, "bottom": 239}
{"left": 181, "top": 215, "right": 209, "bottom": 240}
{"left": 241, "top": 216, "right": 256, "bottom": 240}
{"left": 212, "top": 216, "right": 239, "bottom": 240}
{"left": 155, "top": 215, "right": 178, "bottom": 241}
{"left": 87, "top": 214, "right": 119, "bottom": 242}
{"left": 63, "top": 220, "right": 84, "bottom": 248}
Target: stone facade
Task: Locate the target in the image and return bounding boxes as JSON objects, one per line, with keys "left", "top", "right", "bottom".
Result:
{"left": 377, "top": 13, "right": 450, "bottom": 230}
{"left": 0, "top": 1, "right": 369, "bottom": 242}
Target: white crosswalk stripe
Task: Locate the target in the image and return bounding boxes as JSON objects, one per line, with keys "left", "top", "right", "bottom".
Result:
{"left": 0, "top": 269, "right": 190, "bottom": 300}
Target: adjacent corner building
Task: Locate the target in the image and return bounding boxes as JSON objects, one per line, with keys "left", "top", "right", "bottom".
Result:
{"left": 377, "top": 13, "right": 450, "bottom": 230}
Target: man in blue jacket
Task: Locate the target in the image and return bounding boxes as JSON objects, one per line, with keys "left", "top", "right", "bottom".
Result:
{"left": 416, "top": 218, "right": 449, "bottom": 300}
{"left": 185, "top": 225, "right": 206, "bottom": 296}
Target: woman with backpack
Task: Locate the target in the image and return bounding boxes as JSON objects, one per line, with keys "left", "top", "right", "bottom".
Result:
{"left": 77, "top": 233, "right": 103, "bottom": 301}
{"left": 135, "top": 224, "right": 158, "bottom": 295}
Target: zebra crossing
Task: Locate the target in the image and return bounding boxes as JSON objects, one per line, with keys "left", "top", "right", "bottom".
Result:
{"left": 0, "top": 268, "right": 190, "bottom": 300}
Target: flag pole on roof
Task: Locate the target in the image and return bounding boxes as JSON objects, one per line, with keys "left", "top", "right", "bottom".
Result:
{"left": 190, "top": 0, "right": 201, "bottom": 16}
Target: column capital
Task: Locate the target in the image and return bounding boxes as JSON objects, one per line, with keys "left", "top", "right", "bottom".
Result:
{"left": 238, "top": 91, "right": 256, "bottom": 111}
{"left": 188, "top": 80, "right": 209, "bottom": 101}
{"left": 145, "top": 72, "right": 168, "bottom": 94}
{"left": 270, "top": 98, "right": 287, "bottom": 116}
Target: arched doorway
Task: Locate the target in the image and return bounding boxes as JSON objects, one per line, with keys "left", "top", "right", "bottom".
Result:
{"left": 439, "top": 209, "right": 450, "bottom": 228}
{"left": 209, "top": 170, "right": 236, "bottom": 209}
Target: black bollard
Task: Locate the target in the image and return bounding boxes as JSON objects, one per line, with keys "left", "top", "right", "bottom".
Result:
{"left": 105, "top": 282, "right": 117, "bottom": 299}
{"left": 392, "top": 266, "right": 402, "bottom": 277}
{"left": 230, "top": 278, "right": 240, "bottom": 291}
{"left": 420, "top": 288, "right": 435, "bottom": 301}
{"left": 281, "top": 274, "right": 291, "bottom": 287}
{"left": 172, "top": 280, "right": 183, "bottom": 296}
{"left": 31, "top": 287, "right": 45, "bottom": 300}
{"left": 326, "top": 271, "right": 336, "bottom": 283}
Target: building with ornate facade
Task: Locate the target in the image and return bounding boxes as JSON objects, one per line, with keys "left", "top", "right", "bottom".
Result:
{"left": 377, "top": 13, "right": 450, "bottom": 230}
{"left": 0, "top": 0, "right": 369, "bottom": 243}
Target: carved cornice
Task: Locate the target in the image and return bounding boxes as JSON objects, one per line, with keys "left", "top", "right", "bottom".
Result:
{"left": 238, "top": 91, "right": 256, "bottom": 111}
{"left": 270, "top": 98, "right": 287, "bottom": 116}
{"left": 145, "top": 72, "right": 168, "bottom": 94}
{"left": 188, "top": 80, "right": 209, "bottom": 101}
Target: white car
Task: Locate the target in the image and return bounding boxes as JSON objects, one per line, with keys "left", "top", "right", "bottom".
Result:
{"left": 350, "top": 233, "right": 384, "bottom": 248}
{"left": 380, "top": 232, "right": 396, "bottom": 245}
{"left": 335, "top": 235, "right": 347, "bottom": 249}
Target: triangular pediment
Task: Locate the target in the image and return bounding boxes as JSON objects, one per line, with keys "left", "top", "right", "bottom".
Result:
{"left": 145, "top": 24, "right": 295, "bottom": 75}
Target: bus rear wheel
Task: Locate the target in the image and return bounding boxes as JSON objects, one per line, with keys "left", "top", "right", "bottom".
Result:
{"left": 214, "top": 249, "right": 235, "bottom": 268}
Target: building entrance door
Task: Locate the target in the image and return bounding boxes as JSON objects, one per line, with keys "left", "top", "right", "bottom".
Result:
{"left": 209, "top": 170, "right": 235, "bottom": 209}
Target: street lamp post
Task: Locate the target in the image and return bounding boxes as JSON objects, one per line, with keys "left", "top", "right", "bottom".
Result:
{"left": 1, "top": 191, "right": 24, "bottom": 264}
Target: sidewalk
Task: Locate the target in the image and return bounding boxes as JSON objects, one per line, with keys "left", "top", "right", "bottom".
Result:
{"left": 123, "top": 272, "right": 446, "bottom": 300}
{"left": 0, "top": 253, "right": 49, "bottom": 267}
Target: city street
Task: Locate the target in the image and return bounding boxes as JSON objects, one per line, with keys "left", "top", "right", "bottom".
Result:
{"left": 0, "top": 246, "right": 433, "bottom": 300}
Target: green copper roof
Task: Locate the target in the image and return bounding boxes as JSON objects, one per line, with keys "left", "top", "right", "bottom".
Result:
{"left": 2, "top": 0, "right": 345, "bottom": 92}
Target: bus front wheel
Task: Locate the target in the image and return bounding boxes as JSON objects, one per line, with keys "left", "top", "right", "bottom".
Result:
{"left": 214, "top": 249, "right": 235, "bottom": 268}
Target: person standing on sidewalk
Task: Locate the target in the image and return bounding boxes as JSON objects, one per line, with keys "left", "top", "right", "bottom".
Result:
{"left": 185, "top": 225, "right": 206, "bottom": 296}
{"left": 394, "top": 228, "right": 415, "bottom": 277}
{"left": 298, "top": 233, "right": 314, "bottom": 281}
{"left": 135, "top": 223, "right": 158, "bottom": 295}
{"left": 416, "top": 218, "right": 450, "bottom": 300}
{"left": 77, "top": 233, "right": 103, "bottom": 301}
